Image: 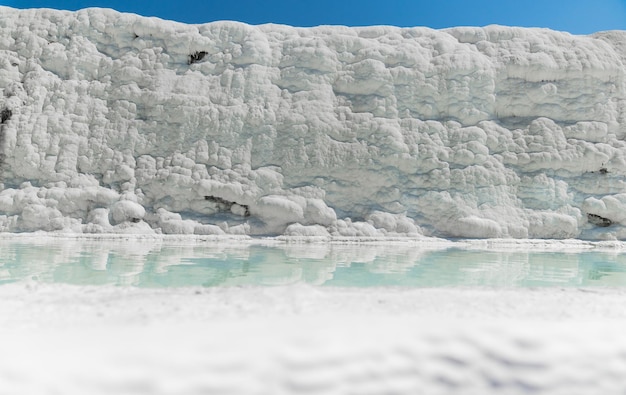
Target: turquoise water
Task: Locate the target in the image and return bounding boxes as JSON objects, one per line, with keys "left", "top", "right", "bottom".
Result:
{"left": 1, "top": 239, "right": 625, "bottom": 287}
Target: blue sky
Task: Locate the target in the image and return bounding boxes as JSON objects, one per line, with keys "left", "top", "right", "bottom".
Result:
{"left": 3, "top": 0, "right": 626, "bottom": 34}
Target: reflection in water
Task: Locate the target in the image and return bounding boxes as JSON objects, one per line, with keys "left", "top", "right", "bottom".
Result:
{"left": 0, "top": 239, "right": 626, "bottom": 287}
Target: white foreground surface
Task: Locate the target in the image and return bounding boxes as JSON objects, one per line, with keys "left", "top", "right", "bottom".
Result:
{"left": 2, "top": 282, "right": 626, "bottom": 394}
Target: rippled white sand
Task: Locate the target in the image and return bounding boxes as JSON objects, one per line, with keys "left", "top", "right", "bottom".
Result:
{"left": 2, "top": 282, "right": 626, "bottom": 394}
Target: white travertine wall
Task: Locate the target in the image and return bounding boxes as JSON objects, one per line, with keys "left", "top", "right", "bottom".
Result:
{"left": 1, "top": 7, "right": 626, "bottom": 238}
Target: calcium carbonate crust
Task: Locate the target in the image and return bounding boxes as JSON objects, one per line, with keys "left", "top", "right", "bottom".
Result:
{"left": 1, "top": 7, "right": 626, "bottom": 239}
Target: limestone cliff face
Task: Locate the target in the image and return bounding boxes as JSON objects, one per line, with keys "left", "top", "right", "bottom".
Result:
{"left": 1, "top": 6, "right": 626, "bottom": 238}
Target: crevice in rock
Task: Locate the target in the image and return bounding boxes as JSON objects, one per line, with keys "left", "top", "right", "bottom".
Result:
{"left": 188, "top": 51, "right": 207, "bottom": 65}
{"left": 204, "top": 196, "right": 250, "bottom": 217}
{"left": 587, "top": 213, "right": 612, "bottom": 227}
{"left": 0, "top": 108, "right": 11, "bottom": 124}
{"left": 0, "top": 108, "right": 9, "bottom": 176}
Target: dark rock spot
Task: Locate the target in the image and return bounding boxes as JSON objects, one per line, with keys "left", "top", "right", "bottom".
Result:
{"left": 588, "top": 213, "right": 612, "bottom": 227}
{"left": 130, "top": 218, "right": 140, "bottom": 223}
{"left": 0, "top": 108, "right": 11, "bottom": 124}
{"left": 589, "top": 166, "right": 609, "bottom": 175}
{"left": 188, "top": 51, "right": 207, "bottom": 65}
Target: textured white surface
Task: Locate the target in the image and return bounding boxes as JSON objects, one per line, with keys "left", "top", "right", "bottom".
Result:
{"left": 2, "top": 11, "right": 625, "bottom": 391}
{"left": 2, "top": 283, "right": 626, "bottom": 394}
{"left": 1, "top": 7, "right": 626, "bottom": 238}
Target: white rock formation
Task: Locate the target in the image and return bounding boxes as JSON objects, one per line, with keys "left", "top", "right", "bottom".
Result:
{"left": 1, "top": 7, "right": 626, "bottom": 238}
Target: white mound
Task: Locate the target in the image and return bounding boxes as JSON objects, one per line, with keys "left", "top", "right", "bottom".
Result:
{"left": 1, "top": 7, "right": 626, "bottom": 238}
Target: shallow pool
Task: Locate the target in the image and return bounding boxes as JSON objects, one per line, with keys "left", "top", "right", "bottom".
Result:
{"left": 1, "top": 238, "right": 625, "bottom": 287}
